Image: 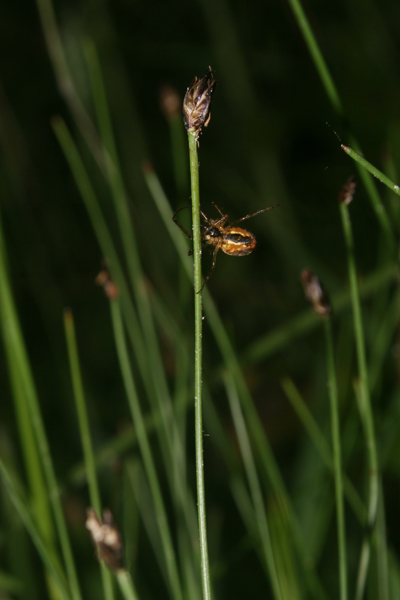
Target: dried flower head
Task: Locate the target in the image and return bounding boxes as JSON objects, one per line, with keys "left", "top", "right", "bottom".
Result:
{"left": 301, "top": 269, "right": 332, "bottom": 317}
{"left": 86, "top": 508, "right": 124, "bottom": 572}
{"left": 183, "top": 66, "right": 216, "bottom": 141}
{"left": 96, "top": 269, "right": 119, "bottom": 300}
{"left": 339, "top": 176, "right": 356, "bottom": 205}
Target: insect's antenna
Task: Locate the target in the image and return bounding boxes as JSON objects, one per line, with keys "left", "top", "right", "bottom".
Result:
{"left": 231, "top": 204, "right": 279, "bottom": 225}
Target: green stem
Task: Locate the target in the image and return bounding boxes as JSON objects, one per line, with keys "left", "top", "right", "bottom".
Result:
{"left": 224, "top": 372, "right": 282, "bottom": 600}
{"left": 63, "top": 309, "right": 114, "bottom": 600}
{"left": 286, "top": 0, "right": 342, "bottom": 114}
{"left": 342, "top": 145, "right": 400, "bottom": 197}
{"left": 324, "top": 319, "right": 347, "bottom": 600}
{"left": 110, "top": 299, "right": 183, "bottom": 600}
{"left": 116, "top": 570, "right": 140, "bottom": 600}
{"left": 0, "top": 459, "right": 70, "bottom": 600}
{"left": 188, "top": 131, "right": 211, "bottom": 600}
{"left": 339, "top": 202, "right": 379, "bottom": 598}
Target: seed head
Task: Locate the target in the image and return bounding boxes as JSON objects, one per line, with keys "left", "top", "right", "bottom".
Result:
{"left": 86, "top": 508, "right": 124, "bottom": 572}
{"left": 183, "top": 66, "right": 216, "bottom": 141}
{"left": 301, "top": 269, "right": 332, "bottom": 317}
{"left": 96, "top": 268, "right": 119, "bottom": 300}
{"left": 339, "top": 175, "right": 356, "bottom": 205}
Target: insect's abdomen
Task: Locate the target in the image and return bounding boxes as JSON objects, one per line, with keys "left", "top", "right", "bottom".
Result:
{"left": 221, "top": 228, "right": 256, "bottom": 256}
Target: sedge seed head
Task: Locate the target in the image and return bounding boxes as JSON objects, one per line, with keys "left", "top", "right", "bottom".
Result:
{"left": 86, "top": 508, "right": 125, "bottom": 572}
{"left": 301, "top": 269, "right": 332, "bottom": 317}
{"left": 183, "top": 66, "right": 216, "bottom": 141}
{"left": 339, "top": 175, "right": 356, "bottom": 205}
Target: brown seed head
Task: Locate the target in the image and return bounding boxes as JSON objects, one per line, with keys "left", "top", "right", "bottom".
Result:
{"left": 339, "top": 175, "right": 356, "bottom": 205}
{"left": 86, "top": 508, "right": 124, "bottom": 572}
{"left": 301, "top": 269, "right": 332, "bottom": 317}
{"left": 95, "top": 269, "right": 119, "bottom": 300}
{"left": 183, "top": 66, "right": 216, "bottom": 141}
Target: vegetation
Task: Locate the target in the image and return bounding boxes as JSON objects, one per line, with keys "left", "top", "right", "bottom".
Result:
{"left": 1, "top": 1, "right": 400, "bottom": 598}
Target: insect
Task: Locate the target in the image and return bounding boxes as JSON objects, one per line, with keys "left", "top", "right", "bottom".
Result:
{"left": 173, "top": 201, "right": 279, "bottom": 292}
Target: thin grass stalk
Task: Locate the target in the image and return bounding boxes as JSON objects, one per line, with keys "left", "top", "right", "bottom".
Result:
{"left": 324, "top": 318, "right": 347, "bottom": 600}
{"left": 0, "top": 212, "right": 56, "bottom": 564}
{"left": 109, "top": 297, "right": 183, "bottom": 600}
{"left": 286, "top": 0, "right": 342, "bottom": 114}
{"left": 187, "top": 131, "right": 212, "bottom": 600}
{"left": 342, "top": 145, "right": 400, "bottom": 197}
{"left": 0, "top": 458, "right": 70, "bottom": 600}
{"left": 63, "top": 309, "right": 115, "bottom": 600}
{"left": 376, "top": 483, "right": 389, "bottom": 600}
{"left": 339, "top": 202, "right": 379, "bottom": 598}
{"left": 223, "top": 372, "right": 282, "bottom": 600}
{"left": 0, "top": 208, "right": 82, "bottom": 600}
{"left": 2, "top": 312, "right": 54, "bottom": 541}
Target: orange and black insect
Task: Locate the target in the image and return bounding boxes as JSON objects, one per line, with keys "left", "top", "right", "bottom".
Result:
{"left": 173, "top": 201, "right": 278, "bottom": 292}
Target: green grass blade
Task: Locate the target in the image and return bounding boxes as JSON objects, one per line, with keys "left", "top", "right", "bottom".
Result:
{"left": 0, "top": 204, "right": 82, "bottom": 600}
{"left": 281, "top": 377, "right": 365, "bottom": 523}
{"left": 187, "top": 130, "right": 212, "bottom": 600}
{"left": 110, "top": 298, "right": 183, "bottom": 600}
{"left": 0, "top": 458, "right": 71, "bottom": 600}
{"left": 224, "top": 372, "right": 282, "bottom": 600}
{"left": 342, "top": 144, "right": 400, "bottom": 197}
{"left": 324, "top": 318, "right": 347, "bottom": 600}
{"left": 339, "top": 201, "right": 379, "bottom": 599}
{"left": 63, "top": 309, "right": 115, "bottom": 600}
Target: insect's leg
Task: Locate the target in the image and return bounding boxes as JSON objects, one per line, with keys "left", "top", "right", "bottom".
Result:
{"left": 210, "top": 201, "right": 227, "bottom": 218}
{"left": 200, "top": 207, "right": 210, "bottom": 223}
{"left": 232, "top": 204, "right": 279, "bottom": 225}
{"left": 172, "top": 205, "right": 193, "bottom": 239}
{"left": 197, "top": 244, "right": 220, "bottom": 293}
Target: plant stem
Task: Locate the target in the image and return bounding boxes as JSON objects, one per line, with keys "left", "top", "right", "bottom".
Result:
{"left": 324, "top": 318, "right": 347, "bottom": 600}
{"left": 339, "top": 201, "right": 379, "bottom": 599}
{"left": 188, "top": 131, "right": 211, "bottom": 600}
{"left": 63, "top": 309, "right": 114, "bottom": 600}
{"left": 110, "top": 299, "right": 183, "bottom": 600}
{"left": 342, "top": 145, "right": 400, "bottom": 197}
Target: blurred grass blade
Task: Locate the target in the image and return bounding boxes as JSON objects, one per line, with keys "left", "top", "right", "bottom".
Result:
{"left": 286, "top": 0, "right": 342, "bottom": 114}
{"left": 63, "top": 308, "right": 115, "bottom": 600}
{"left": 109, "top": 297, "right": 183, "bottom": 600}
{"left": 324, "top": 318, "right": 347, "bottom": 600}
{"left": 376, "top": 483, "right": 389, "bottom": 600}
{"left": 0, "top": 203, "right": 82, "bottom": 600}
{"left": 281, "top": 377, "right": 365, "bottom": 523}
{"left": 224, "top": 371, "right": 283, "bottom": 600}
{"left": 116, "top": 570, "right": 140, "bottom": 600}
{"left": 0, "top": 458, "right": 71, "bottom": 600}
{"left": 340, "top": 202, "right": 379, "bottom": 598}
